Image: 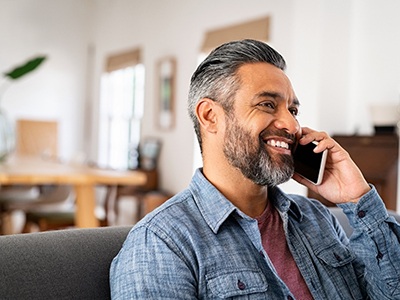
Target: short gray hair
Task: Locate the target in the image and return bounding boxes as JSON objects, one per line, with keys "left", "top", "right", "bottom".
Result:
{"left": 188, "top": 39, "right": 286, "bottom": 152}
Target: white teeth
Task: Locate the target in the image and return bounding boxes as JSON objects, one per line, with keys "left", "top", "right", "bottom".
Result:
{"left": 267, "top": 139, "right": 289, "bottom": 149}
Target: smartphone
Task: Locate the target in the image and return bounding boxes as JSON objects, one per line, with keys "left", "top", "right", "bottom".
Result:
{"left": 293, "top": 141, "right": 327, "bottom": 185}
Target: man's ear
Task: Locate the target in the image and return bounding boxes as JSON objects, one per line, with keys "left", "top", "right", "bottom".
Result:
{"left": 195, "top": 98, "right": 221, "bottom": 133}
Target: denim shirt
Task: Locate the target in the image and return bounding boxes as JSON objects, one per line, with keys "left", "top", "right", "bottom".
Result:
{"left": 110, "top": 169, "right": 400, "bottom": 299}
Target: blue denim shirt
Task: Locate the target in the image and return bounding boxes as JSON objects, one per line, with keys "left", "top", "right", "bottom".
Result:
{"left": 110, "top": 169, "right": 400, "bottom": 299}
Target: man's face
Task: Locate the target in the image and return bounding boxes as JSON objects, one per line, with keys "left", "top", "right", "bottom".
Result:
{"left": 223, "top": 62, "right": 301, "bottom": 187}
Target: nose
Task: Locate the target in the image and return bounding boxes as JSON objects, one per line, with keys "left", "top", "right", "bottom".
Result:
{"left": 273, "top": 109, "right": 300, "bottom": 135}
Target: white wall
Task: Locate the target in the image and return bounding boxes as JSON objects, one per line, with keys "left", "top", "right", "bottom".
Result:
{"left": 2, "top": 0, "right": 400, "bottom": 197}
{"left": 349, "top": 0, "right": 400, "bottom": 134}
{"left": 0, "top": 0, "right": 90, "bottom": 160}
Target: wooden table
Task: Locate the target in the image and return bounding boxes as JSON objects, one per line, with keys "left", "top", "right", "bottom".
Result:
{"left": 0, "top": 155, "right": 148, "bottom": 228}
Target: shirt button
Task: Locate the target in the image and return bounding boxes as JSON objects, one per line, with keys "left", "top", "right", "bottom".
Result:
{"left": 237, "top": 280, "right": 246, "bottom": 290}
{"left": 357, "top": 210, "right": 366, "bottom": 218}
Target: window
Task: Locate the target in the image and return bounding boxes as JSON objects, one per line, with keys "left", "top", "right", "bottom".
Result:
{"left": 98, "top": 49, "right": 144, "bottom": 170}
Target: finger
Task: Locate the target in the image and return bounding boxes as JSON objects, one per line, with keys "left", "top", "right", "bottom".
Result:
{"left": 300, "top": 127, "right": 313, "bottom": 134}
{"left": 313, "top": 138, "right": 336, "bottom": 153}
{"left": 298, "top": 129, "right": 337, "bottom": 153}
{"left": 299, "top": 128, "right": 329, "bottom": 145}
{"left": 310, "top": 131, "right": 330, "bottom": 142}
{"left": 298, "top": 127, "right": 317, "bottom": 145}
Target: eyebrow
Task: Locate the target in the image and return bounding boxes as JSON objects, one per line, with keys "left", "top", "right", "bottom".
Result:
{"left": 256, "top": 91, "right": 301, "bottom": 107}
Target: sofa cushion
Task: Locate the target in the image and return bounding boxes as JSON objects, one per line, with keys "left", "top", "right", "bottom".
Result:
{"left": 0, "top": 226, "right": 131, "bottom": 300}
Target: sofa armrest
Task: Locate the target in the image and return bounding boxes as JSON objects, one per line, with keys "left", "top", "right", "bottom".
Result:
{"left": 0, "top": 226, "right": 131, "bottom": 300}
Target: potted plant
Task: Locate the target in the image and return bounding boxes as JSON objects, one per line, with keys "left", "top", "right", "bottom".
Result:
{"left": 0, "top": 56, "right": 47, "bottom": 161}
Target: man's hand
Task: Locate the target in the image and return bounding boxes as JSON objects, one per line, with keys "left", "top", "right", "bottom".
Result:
{"left": 292, "top": 127, "right": 371, "bottom": 204}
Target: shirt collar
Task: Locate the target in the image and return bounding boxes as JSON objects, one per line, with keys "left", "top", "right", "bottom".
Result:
{"left": 189, "top": 169, "right": 237, "bottom": 234}
{"left": 269, "top": 186, "right": 303, "bottom": 221}
{"left": 189, "top": 168, "right": 303, "bottom": 233}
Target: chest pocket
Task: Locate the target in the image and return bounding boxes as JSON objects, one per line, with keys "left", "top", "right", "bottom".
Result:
{"left": 315, "top": 242, "right": 355, "bottom": 267}
{"left": 314, "top": 242, "right": 364, "bottom": 299}
{"left": 206, "top": 268, "right": 268, "bottom": 299}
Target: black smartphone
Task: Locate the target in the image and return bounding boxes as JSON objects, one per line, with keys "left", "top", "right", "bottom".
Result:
{"left": 293, "top": 141, "right": 327, "bottom": 185}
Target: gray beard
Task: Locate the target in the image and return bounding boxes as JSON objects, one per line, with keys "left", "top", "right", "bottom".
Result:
{"left": 223, "top": 118, "right": 294, "bottom": 187}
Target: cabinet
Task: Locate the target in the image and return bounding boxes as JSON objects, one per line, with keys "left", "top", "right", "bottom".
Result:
{"left": 308, "top": 134, "right": 399, "bottom": 211}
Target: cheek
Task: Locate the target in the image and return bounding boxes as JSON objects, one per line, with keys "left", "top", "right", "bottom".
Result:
{"left": 250, "top": 116, "right": 277, "bottom": 139}
{"left": 250, "top": 115, "right": 274, "bottom": 133}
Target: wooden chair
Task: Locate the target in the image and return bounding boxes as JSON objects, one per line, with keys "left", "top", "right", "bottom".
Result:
{"left": 15, "top": 119, "right": 58, "bottom": 159}
{"left": 0, "top": 119, "right": 74, "bottom": 234}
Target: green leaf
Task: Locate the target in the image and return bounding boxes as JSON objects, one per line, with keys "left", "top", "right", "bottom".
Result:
{"left": 3, "top": 56, "right": 47, "bottom": 80}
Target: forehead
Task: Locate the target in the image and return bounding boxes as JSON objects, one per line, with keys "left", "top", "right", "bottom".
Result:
{"left": 235, "top": 62, "right": 297, "bottom": 104}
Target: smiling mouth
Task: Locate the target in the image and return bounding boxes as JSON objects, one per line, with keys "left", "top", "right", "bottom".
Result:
{"left": 265, "top": 139, "right": 290, "bottom": 150}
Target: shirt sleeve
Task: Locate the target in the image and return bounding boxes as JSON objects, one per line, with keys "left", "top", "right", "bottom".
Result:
{"left": 110, "top": 225, "right": 198, "bottom": 299}
{"left": 338, "top": 186, "right": 400, "bottom": 299}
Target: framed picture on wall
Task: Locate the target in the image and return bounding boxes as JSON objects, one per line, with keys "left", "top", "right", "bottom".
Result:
{"left": 156, "top": 57, "right": 176, "bottom": 130}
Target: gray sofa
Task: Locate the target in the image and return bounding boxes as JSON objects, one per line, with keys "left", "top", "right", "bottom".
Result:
{"left": 0, "top": 226, "right": 132, "bottom": 300}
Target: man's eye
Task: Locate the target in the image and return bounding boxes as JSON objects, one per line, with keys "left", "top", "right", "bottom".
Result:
{"left": 259, "top": 102, "right": 275, "bottom": 109}
{"left": 289, "top": 108, "right": 299, "bottom": 116}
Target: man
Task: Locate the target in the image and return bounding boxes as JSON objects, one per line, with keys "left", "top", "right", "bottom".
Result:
{"left": 110, "top": 39, "right": 400, "bottom": 299}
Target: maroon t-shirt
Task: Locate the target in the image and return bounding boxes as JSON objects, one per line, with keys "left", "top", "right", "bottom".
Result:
{"left": 256, "top": 202, "right": 313, "bottom": 299}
